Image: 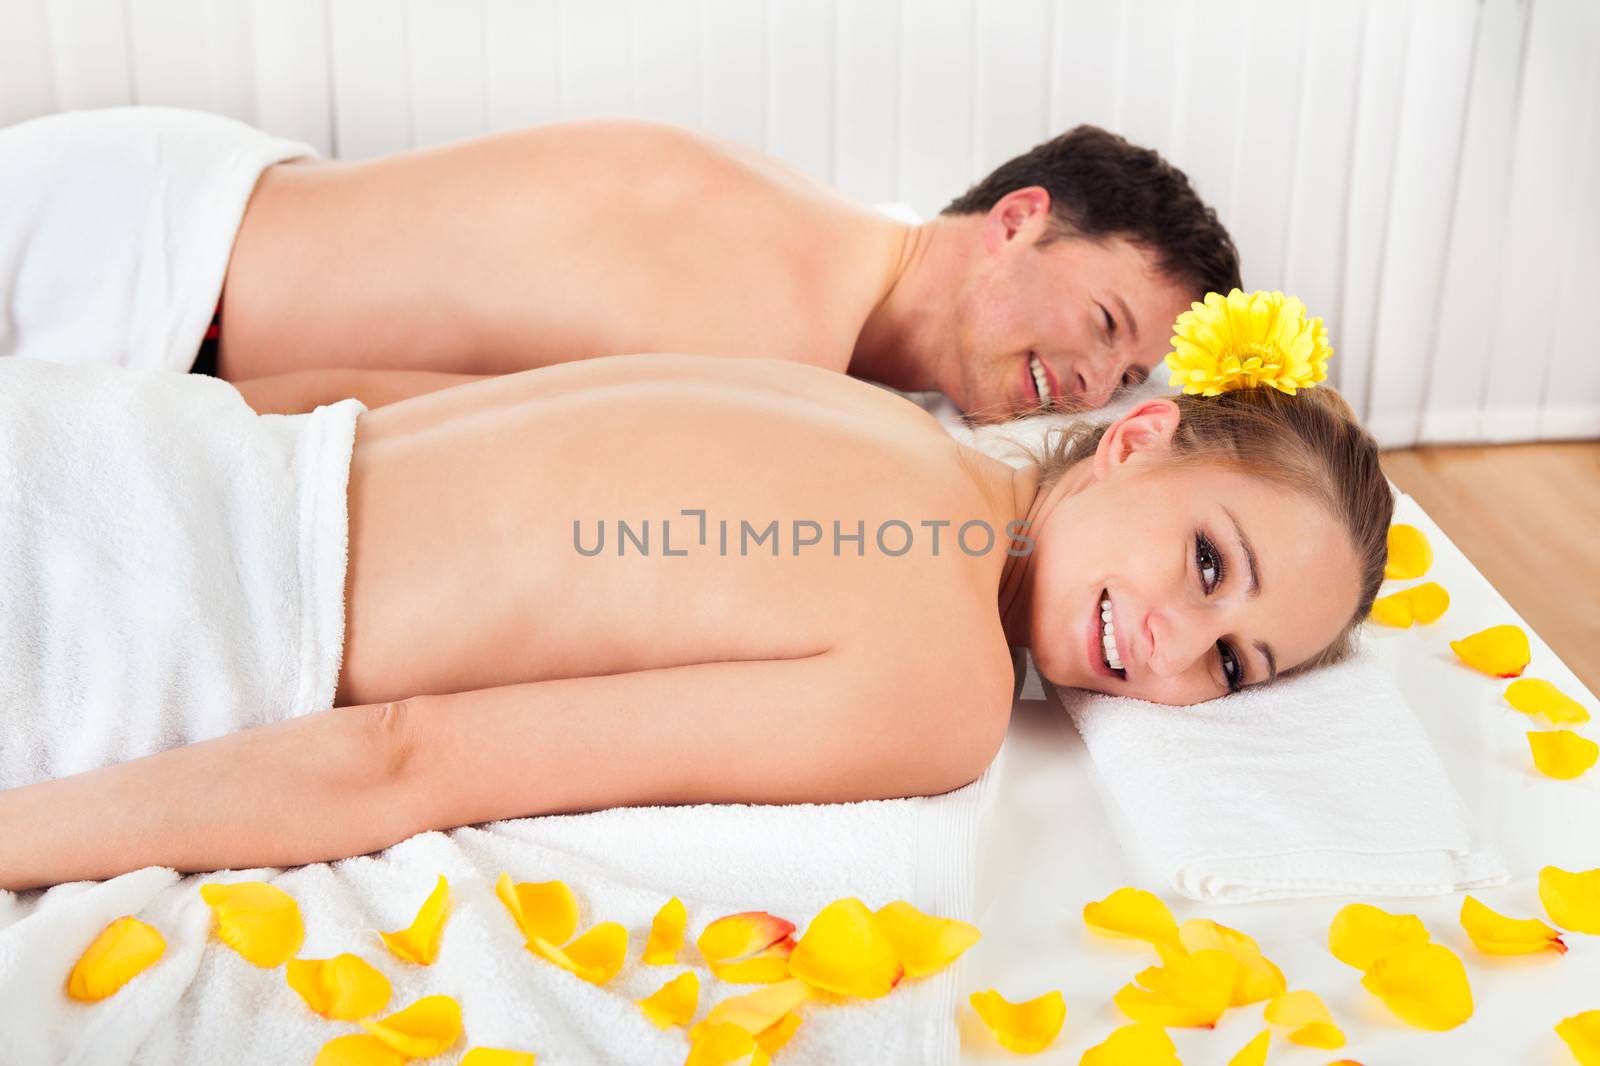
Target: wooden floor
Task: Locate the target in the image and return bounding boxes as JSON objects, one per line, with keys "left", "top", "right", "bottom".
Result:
{"left": 1381, "top": 441, "right": 1600, "bottom": 695}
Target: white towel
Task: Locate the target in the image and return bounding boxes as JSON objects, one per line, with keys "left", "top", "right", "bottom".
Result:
{"left": 0, "top": 357, "right": 363, "bottom": 788}
{"left": 0, "top": 768, "right": 994, "bottom": 1065}
{"left": 1056, "top": 647, "right": 1508, "bottom": 903}
{"left": 0, "top": 106, "right": 314, "bottom": 371}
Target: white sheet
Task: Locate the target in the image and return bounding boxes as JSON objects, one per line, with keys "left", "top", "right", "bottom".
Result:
{"left": 959, "top": 491, "right": 1599, "bottom": 1063}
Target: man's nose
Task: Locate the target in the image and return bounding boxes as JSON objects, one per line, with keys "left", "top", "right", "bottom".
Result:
{"left": 1145, "top": 605, "right": 1217, "bottom": 679}
{"left": 1074, "top": 357, "right": 1122, "bottom": 409}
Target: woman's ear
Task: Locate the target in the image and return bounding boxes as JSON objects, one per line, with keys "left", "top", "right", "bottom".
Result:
{"left": 1091, "top": 399, "right": 1180, "bottom": 480}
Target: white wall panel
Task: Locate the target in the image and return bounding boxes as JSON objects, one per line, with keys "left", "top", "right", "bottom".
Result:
{"left": 250, "top": 0, "right": 334, "bottom": 153}
{"left": 45, "top": 0, "right": 134, "bottom": 113}
{"left": 834, "top": 0, "right": 899, "bottom": 204}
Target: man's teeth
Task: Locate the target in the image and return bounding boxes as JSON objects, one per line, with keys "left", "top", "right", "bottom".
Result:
{"left": 1100, "top": 596, "right": 1125, "bottom": 673}
{"left": 1029, "top": 354, "right": 1050, "bottom": 405}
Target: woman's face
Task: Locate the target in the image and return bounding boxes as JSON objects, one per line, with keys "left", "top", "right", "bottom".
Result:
{"left": 1027, "top": 401, "right": 1362, "bottom": 706}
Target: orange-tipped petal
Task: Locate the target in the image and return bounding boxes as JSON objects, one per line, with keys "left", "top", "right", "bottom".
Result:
{"left": 643, "top": 896, "right": 687, "bottom": 965}
{"left": 1327, "top": 902, "right": 1430, "bottom": 971}
{"left": 1227, "top": 1029, "right": 1271, "bottom": 1066}
{"left": 1112, "top": 948, "right": 1237, "bottom": 1028}
{"left": 1403, "top": 582, "right": 1450, "bottom": 624}
{"left": 1369, "top": 590, "right": 1415, "bottom": 628}
{"left": 199, "top": 881, "right": 304, "bottom": 967}
{"left": 708, "top": 940, "right": 795, "bottom": 985}
{"left": 873, "top": 900, "right": 981, "bottom": 978}
{"left": 1540, "top": 865, "right": 1600, "bottom": 933}
{"left": 1079, "top": 1022, "right": 1179, "bottom": 1066}
{"left": 459, "top": 1050, "right": 536, "bottom": 1066}
{"left": 1529, "top": 730, "right": 1599, "bottom": 779}
{"left": 754, "top": 1012, "right": 802, "bottom": 1058}
{"left": 1458, "top": 896, "right": 1565, "bottom": 956}
{"left": 1449, "top": 624, "right": 1530, "bottom": 678}
{"left": 379, "top": 874, "right": 449, "bottom": 965}
{"left": 286, "top": 953, "right": 393, "bottom": 1020}
{"left": 698, "top": 912, "right": 796, "bottom": 965}
{"left": 968, "top": 989, "right": 1066, "bottom": 1054}
{"left": 638, "top": 972, "right": 699, "bottom": 1030}
{"left": 1177, "top": 918, "right": 1286, "bottom": 1006}
{"left": 1557, "top": 1010, "right": 1600, "bottom": 1066}
{"left": 1505, "top": 678, "right": 1591, "bottom": 725}
{"left": 704, "top": 978, "right": 812, "bottom": 1036}
{"left": 529, "top": 922, "right": 627, "bottom": 985}
{"left": 314, "top": 1034, "right": 408, "bottom": 1066}
{"left": 66, "top": 916, "right": 166, "bottom": 1002}
{"left": 787, "top": 898, "right": 903, "bottom": 999}
{"left": 495, "top": 873, "right": 578, "bottom": 945}
{"left": 1359, "top": 942, "right": 1472, "bottom": 1030}
{"left": 1082, "top": 887, "right": 1180, "bottom": 950}
{"left": 1385, "top": 524, "right": 1432, "bottom": 580}
{"left": 1264, "top": 989, "right": 1346, "bottom": 1048}
{"left": 684, "top": 1023, "right": 763, "bottom": 1066}
{"left": 359, "top": 994, "right": 463, "bottom": 1058}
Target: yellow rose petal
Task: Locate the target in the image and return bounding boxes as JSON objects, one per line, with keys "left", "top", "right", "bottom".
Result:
{"left": 379, "top": 874, "right": 449, "bottom": 965}
{"left": 755, "top": 1012, "right": 801, "bottom": 1058}
{"left": 684, "top": 1022, "right": 763, "bottom": 1066}
{"left": 529, "top": 922, "right": 628, "bottom": 985}
{"left": 1227, "top": 1029, "right": 1271, "bottom": 1066}
{"left": 1450, "top": 624, "right": 1530, "bottom": 678}
{"left": 1369, "top": 590, "right": 1415, "bottom": 628}
{"left": 1404, "top": 581, "right": 1450, "bottom": 624}
{"left": 1112, "top": 948, "right": 1237, "bottom": 1028}
{"left": 1529, "top": 730, "right": 1599, "bottom": 780}
{"left": 1458, "top": 896, "right": 1565, "bottom": 956}
{"left": 199, "top": 881, "right": 304, "bottom": 968}
{"left": 1264, "top": 989, "right": 1345, "bottom": 1048}
{"left": 1359, "top": 942, "right": 1472, "bottom": 1030}
{"left": 459, "top": 1050, "right": 536, "bottom": 1066}
{"left": 1556, "top": 1010, "right": 1600, "bottom": 1066}
{"left": 1385, "top": 524, "right": 1433, "bottom": 580}
{"left": 360, "top": 994, "right": 463, "bottom": 1058}
{"left": 787, "top": 898, "right": 903, "bottom": 999}
{"left": 638, "top": 972, "right": 700, "bottom": 1030}
{"left": 286, "top": 953, "right": 393, "bottom": 1020}
{"left": 703, "top": 977, "right": 811, "bottom": 1038}
{"left": 698, "top": 911, "right": 797, "bottom": 984}
{"left": 314, "top": 1034, "right": 408, "bottom": 1066}
{"left": 873, "top": 900, "right": 982, "bottom": 978}
{"left": 495, "top": 873, "right": 578, "bottom": 945}
{"left": 1506, "top": 678, "right": 1591, "bottom": 726}
{"left": 1327, "top": 902, "right": 1430, "bottom": 971}
{"left": 1079, "top": 1022, "right": 1179, "bottom": 1066}
{"left": 643, "top": 896, "right": 687, "bottom": 965}
{"left": 1177, "top": 918, "right": 1286, "bottom": 1006}
{"left": 1082, "top": 887, "right": 1180, "bottom": 950}
{"left": 66, "top": 916, "right": 166, "bottom": 1002}
{"left": 1540, "top": 865, "right": 1600, "bottom": 933}
{"left": 968, "top": 988, "right": 1066, "bottom": 1054}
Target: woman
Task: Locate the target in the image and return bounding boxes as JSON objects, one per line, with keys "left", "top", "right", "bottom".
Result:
{"left": 0, "top": 351, "right": 1389, "bottom": 891}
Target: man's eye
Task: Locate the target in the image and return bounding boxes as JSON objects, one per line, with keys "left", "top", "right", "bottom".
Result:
{"left": 1218, "top": 640, "right": 1242, "bottom": 692}
{"left": 1099, "top": 305, "right": 1115, "bottom": 337}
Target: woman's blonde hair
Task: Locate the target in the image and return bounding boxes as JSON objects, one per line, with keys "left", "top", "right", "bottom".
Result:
{"left": 1026, "top": 387, "right": 1393, "bottom": 673}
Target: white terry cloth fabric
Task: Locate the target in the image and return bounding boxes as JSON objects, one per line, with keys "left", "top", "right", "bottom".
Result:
{"left": 0, "top": 357, "right": 363, "bottom": 789}
{"left": 0, "top": 765, "right": 996, "bottom": 1066}
{"left": 0, "top": 106, "right": 314, "bottom": 371}
{"left": 1056, "top": 647, "right": 1509, "bottom": 903}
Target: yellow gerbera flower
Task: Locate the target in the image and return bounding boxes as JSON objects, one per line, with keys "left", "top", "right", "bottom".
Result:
{"left": 1165, "top": 289, "right": 1331, "bottom": 396}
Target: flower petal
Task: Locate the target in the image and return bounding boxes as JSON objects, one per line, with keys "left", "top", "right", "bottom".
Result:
{"left": 1227, "top": 1029, "right": 1271, "bottom": 1066}
{"left": 872, "top": 900, "right": 981, "bottom": 978}
{"left": 1385, "top": 524, "right": 1433, "bottom": 580}
{"left": 528, "top": 922, "right": 627, "bottom": 985}
{"left": 1449, "top": 624, "right": 1530, "bottom": 678}
{"left": 1540, "top": 865, "right": 1600, "bottom": 933}
{"left": 1177, "top": 918, "right": 1285, "bottom": 1006}
{"left": 788, "top": 898, "right": 902, "bottom": 999}
{"left": 638, "top": 972, "right": 700, "bottom": 1030}
{"left": 459, "top": 1050, "right": 537, "bottom": 1066}
{"left": 1112, "top": 948, "right": 1237, "bottom": 1028}
{"left": 1458, "top": 895, "right": 1565, "bottom": 956}
{"left": 1403, "top": 581, "right": 1450, "bottom": 624}
{"left": 703, "top": 977, "right": 811, "bottom": 1036}
{"left": 968, "top": 989, "right": 1066, "bottom": 1054}
{"left": 1327, "top": 902, "right": 1430, "bottom": 971}
{"left": 643, "top": 896, "right": 687, "bottom": 965}
{"left": 1529, "top": 730, "right": 1599, "bottom": 779}
{"left": 1359, "top": 942, "right": 1473, "bottom": 1030}
{"left": 66, "top": 916, "right": 166, "bottom": 1002}
{"left": 755, "top": 1012, "right": 802, "bottom": 1058}
{"left": 359, "top": 994, "right": 464, "bottom": 1058}
{"left": 1264, "top": 989, "right": 1346, "bottom": 1048}
{"left": 1505, "top": 678, "right": 1591, "bottom": 725}
{"left": 1082, "top": 887, "right": 1180, "bottom": 950}
{"left": 199, "top": 881, "right": 304, "bottom": 968}
{"left": 1079, "top": 1022, "right": 1179, "bottom": 1066}
{"left": 379, "top": 874, "right": 449, "bottom": 966}
{"left": 1369, "top": 590, "right": 1415, "bottom": 628}
{"left": 1556, "top": 1010, "right": 1600, "bottom": 1066}
{"left": 314, "top": 1034, "right": 408, "bottom": 1066}
{"left": 684, "top": 1023, "right": 763, "bottom": 1066}
{"left": 286, "top": 953, "right": 393, "bottom": 1020}
{"left": 708, "top": 940, "right": 795, "bottom": 985}
{"left": 495, "top": 873, "right": 578, "bottom": 945}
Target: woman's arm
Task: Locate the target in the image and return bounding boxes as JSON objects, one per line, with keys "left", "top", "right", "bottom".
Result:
{"left": 231, "top": 368, "right": 491, "bottom": 414}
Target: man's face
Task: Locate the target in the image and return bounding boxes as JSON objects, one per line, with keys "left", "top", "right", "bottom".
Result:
{"left": 947, "top": 189, "right": 1199, "bottom": 423}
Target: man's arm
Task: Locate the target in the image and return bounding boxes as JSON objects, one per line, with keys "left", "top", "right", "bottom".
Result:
{"left": 231, "top": 368, "right": 491, "bottom": 414}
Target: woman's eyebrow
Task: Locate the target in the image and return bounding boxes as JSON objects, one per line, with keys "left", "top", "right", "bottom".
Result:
{"left": 1255, "top": 641, "right": 1278, "bottom": 684}
{"left": 1221, "top": 506, "right": 1261, "bottom": 598}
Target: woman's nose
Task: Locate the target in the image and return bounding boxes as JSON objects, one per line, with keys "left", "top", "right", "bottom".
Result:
{"left": 1145, "top": 605, "right": 1217, "bottom": 679}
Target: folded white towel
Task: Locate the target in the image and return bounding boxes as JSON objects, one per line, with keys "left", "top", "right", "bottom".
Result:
{"left": 0, "top": 766, "right": 994, "bottom": 1065}
{"left": 1056, "top": 647, "right": 1508, "bottom": 903}
{"left": 0, "top": 357, "right": 363, "bottom": 788}
{"left": 0, "top": 106, "right": 313, "bottom": 371}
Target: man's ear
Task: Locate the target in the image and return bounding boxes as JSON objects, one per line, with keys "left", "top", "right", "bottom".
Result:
{"left": 982, "top": 186, "right": 1052, "bottom": 253}
{"left": 1091, "top": 399, "right": 1180, "bottom": 480}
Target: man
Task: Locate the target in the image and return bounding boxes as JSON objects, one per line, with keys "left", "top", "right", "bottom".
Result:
{"left": 216, "top": 118, "right": 1239, "bottom": 419}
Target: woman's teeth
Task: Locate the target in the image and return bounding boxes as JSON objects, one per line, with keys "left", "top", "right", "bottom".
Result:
{"left": 1100, "top": 596, "right": 1125, "bottom": 673}
{"left": 1029, "top": 354, "right": 1050, "bottom": 406}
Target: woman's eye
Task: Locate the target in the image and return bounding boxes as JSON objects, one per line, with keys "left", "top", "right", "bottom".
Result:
{"left": 1218, "top": 641, "right": 1242, "bottom": 692}
{"left": 1196, "top": 534, "right": 1224, "bottom": 593}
